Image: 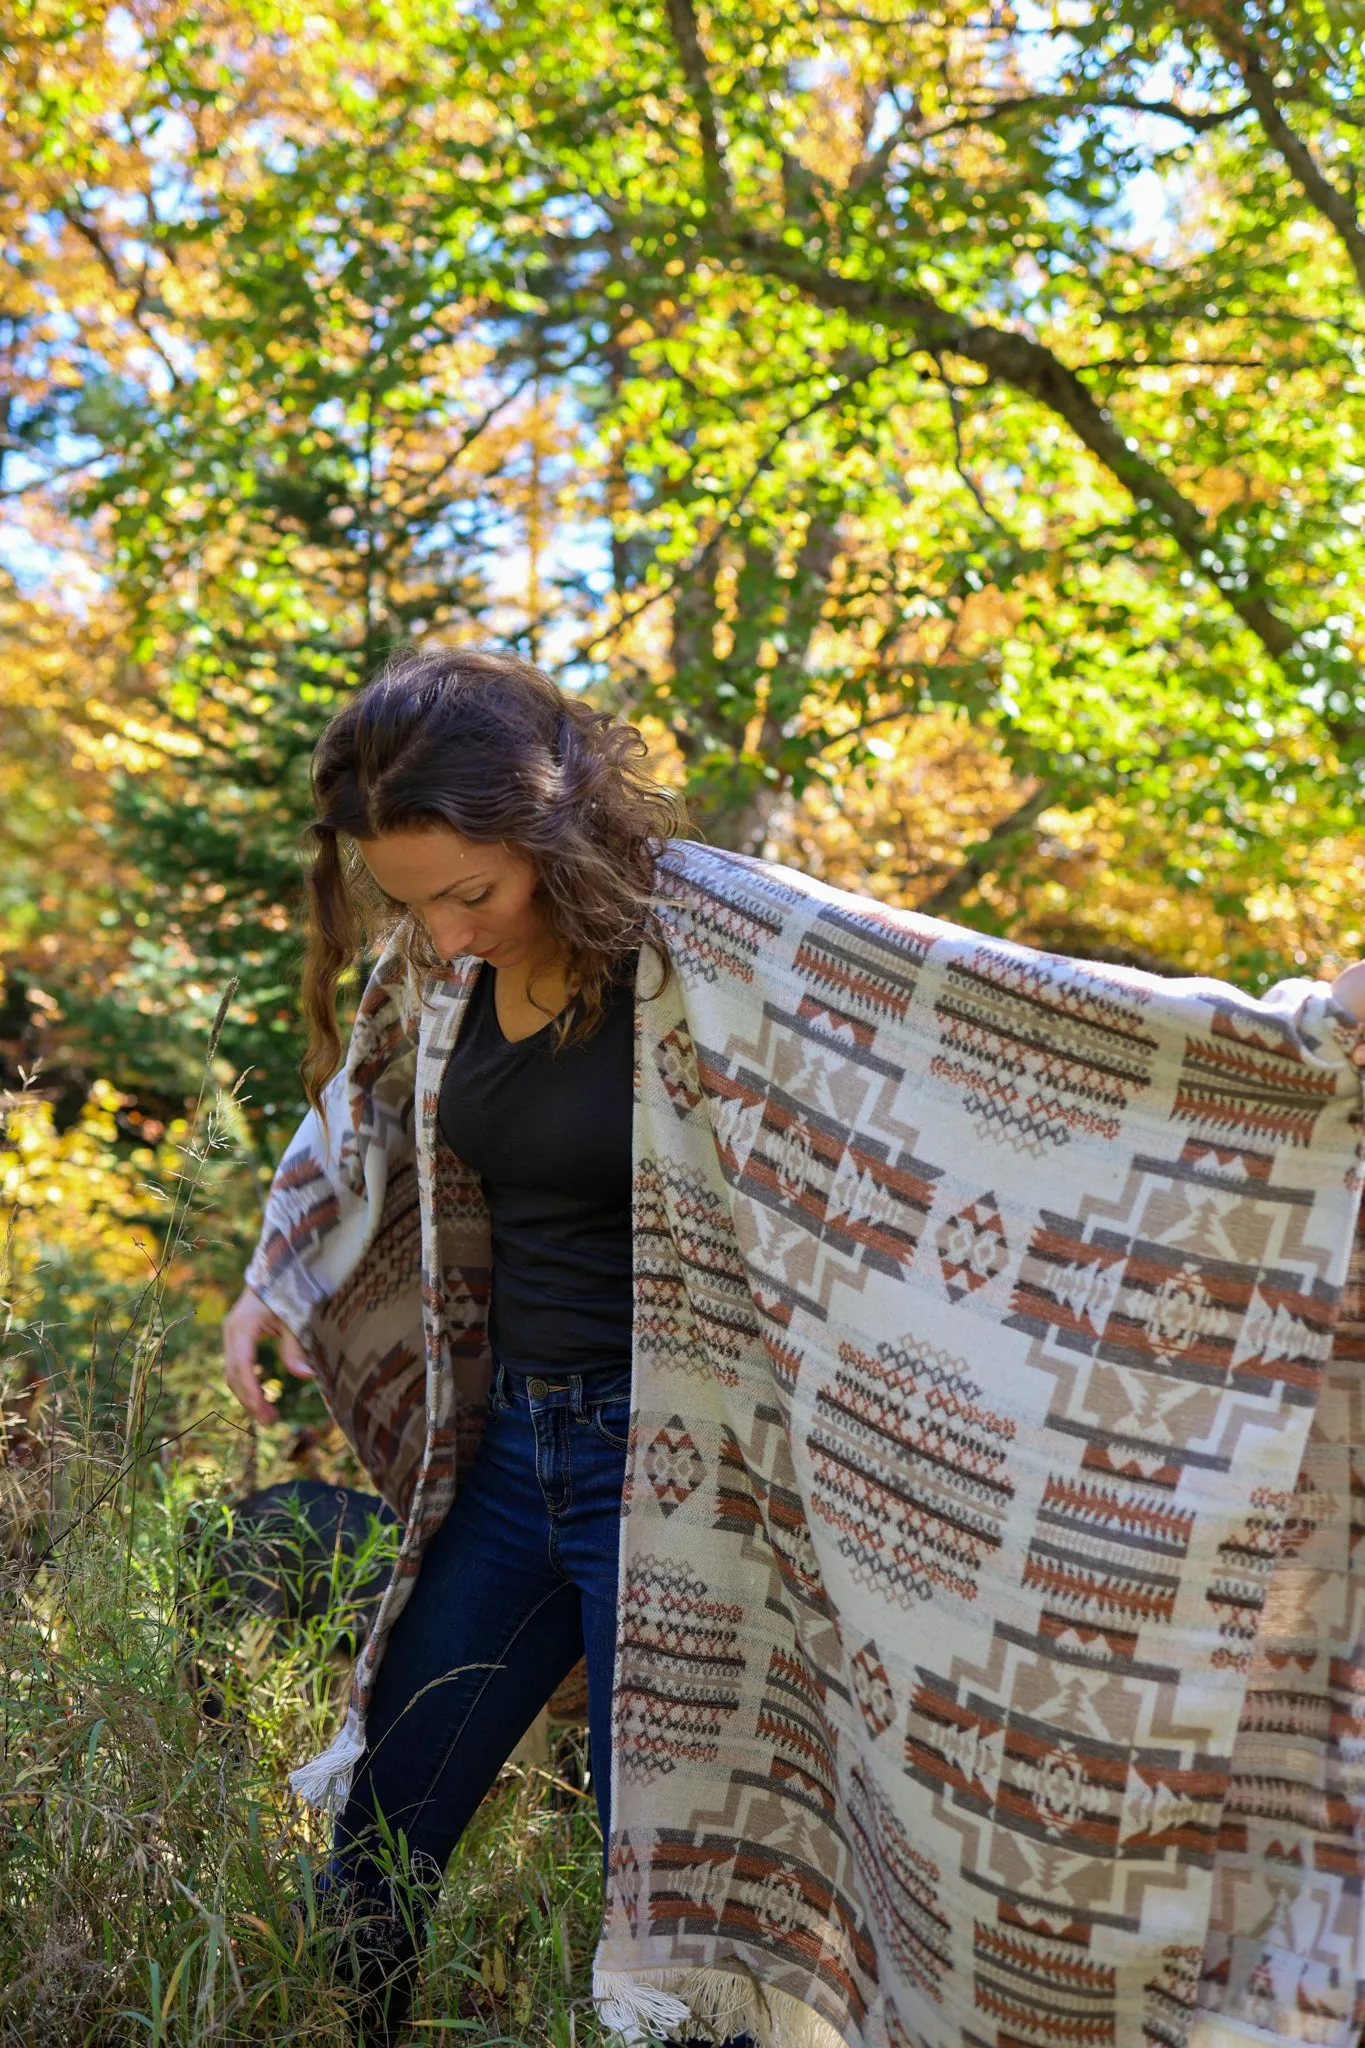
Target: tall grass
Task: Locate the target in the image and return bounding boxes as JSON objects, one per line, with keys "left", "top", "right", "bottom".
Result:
{"left": 1, "top": 1017, "right": 611, "bottom": 2045}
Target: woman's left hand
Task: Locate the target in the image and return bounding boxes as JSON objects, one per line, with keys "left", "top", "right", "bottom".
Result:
{"left": 1330, "top": 961, "right": 1365, "bottom": 1065}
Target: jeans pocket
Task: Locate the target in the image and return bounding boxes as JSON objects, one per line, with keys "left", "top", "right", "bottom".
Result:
{"left": 591, "top": 1397, "right": 632, "bottom": 1451}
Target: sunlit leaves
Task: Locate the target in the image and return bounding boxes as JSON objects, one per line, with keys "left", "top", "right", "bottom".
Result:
{"left": 4, "top": 0, "right": 1365, "bottom": 1123}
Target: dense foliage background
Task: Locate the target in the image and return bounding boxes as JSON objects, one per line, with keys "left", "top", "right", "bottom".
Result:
{"left": 1, "top": 0, "right": 1362, "bottom": 2034}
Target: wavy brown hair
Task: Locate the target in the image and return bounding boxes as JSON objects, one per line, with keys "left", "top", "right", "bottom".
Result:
{"left": 300, "top": 647, "right": 688, "bottom": 1109}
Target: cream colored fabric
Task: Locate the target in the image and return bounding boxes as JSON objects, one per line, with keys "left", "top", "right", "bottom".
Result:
{"left": 248, "top": 842, "right": 1365, "bottom": 2047}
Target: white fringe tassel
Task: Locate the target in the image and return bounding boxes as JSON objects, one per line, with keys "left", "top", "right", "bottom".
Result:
{"left": 288, "top": 1712, "right": 366, "bottom": 1814}
{"left": 595, "top": 1972, "right": 693, "bottom": 2044}
{"left": 594, "top": 1965, "right": 851, "bottom": 2048}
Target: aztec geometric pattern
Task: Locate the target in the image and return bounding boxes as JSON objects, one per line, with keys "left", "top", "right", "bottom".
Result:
{"left": 935, "top": 1192, "right": 1009, "bottom": 1303}
{"left": 248, "top": 840, "right": 1365, "bottom": 2048}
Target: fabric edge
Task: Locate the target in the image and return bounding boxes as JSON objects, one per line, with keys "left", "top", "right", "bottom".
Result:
{"left": 593, "top": 1965, "right": 852, "bottom": 2048}
{"left": 1189, "top": 2018, "right": 1352, "bottom": 2048}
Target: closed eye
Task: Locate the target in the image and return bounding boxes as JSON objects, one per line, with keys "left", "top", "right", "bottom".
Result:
{"left": 383, "top": 886, "right": 492, "bottom": 912}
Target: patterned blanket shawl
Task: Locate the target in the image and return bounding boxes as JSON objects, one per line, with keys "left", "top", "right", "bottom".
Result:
{"left": 245, "top": 841, "right": 1365, "bottom": 2048}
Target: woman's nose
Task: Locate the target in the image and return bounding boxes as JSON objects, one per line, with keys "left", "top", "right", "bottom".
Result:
{"left": 426, "top": 909, "right": 478, "bottom": 958}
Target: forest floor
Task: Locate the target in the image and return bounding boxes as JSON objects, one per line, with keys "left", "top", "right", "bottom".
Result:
{"left": 0, "top": 1381, "right": 613, "bottom": 2048}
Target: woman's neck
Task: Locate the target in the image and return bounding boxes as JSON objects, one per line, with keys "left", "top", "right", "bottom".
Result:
{"left": 491, "top": 945, "right": 574, "bottom": 1043}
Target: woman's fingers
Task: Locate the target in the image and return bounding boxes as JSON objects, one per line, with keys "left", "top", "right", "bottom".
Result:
{"left": 222, "top": 1288, "right": 282, "bottom": 1424}
{"left": 279, "top": 1328, "right": 315, "bottom": 1379}
{"left": 224, "top": 1348, "right": 277, "bottom": 1425}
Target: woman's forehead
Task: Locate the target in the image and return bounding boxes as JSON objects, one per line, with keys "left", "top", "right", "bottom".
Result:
{"left": 355, "top": 828, "right": 523, "bottom": 895}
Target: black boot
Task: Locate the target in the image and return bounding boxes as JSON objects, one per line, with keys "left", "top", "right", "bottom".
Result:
{"left": 339, "top": 1907, "right": 422, "bottom": 2047}
{"left": 313, "top": 1861, "right": 426, "bottom": 2046}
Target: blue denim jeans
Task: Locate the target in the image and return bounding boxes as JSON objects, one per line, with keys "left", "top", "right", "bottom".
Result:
{"left": 325, "top": 1359, "right": 631, "bottom": 2036}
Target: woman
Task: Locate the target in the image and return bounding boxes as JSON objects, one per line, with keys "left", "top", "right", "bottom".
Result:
{"left": 224, "top": 648, "right": 704, "bottom": 2042}
{"left": 226, "top": 646, "right": 1365, "bottom": 2048}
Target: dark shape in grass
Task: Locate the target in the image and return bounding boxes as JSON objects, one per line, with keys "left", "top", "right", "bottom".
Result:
{"left": 179, "top": 1478, "right": 400, "bottom": 1722}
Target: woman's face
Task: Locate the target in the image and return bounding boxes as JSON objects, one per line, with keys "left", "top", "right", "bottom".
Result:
{"left": 355, "top": 827, "right": 547, "bottom": 968}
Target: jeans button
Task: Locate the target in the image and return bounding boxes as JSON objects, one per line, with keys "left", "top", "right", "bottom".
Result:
{"left": 527, "top": 1377, "right": 548, "bottom": 1398}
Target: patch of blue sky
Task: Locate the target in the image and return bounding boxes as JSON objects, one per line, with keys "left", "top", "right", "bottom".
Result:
{"left": 0, "top": 502, "right": 103, "bottom": 609}
{"left": 977, "top": 4, "right": 1208, "bottom": 255}
{"left": 241, "top": 121, "right": 301, "bottom": 176}
{"left": 475, "top": 494, "right": 615, "bottom": 687}
{"left": 104, "top": 5, "right": 141, "bottom": 63}
{"left": 0, "top": 402, "right": 114, "bottom": 585}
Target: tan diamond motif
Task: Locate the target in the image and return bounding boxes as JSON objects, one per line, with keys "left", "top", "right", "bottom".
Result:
{"left": 644, "top": 1417, "right": 706, "bottom": 1516}
{"left": 936, "top": 1192, "right": 1009, "bottom": 1304}
{"left": 850, "top": 1639, "right": 896, "bottom": 1737}
{"left": 655, "top": 1024, "right": 704, "bottom": 1119}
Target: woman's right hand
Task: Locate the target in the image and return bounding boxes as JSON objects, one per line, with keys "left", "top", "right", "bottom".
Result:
{"left": 222, "top": 1286, "right": 315, "bottom": 1425}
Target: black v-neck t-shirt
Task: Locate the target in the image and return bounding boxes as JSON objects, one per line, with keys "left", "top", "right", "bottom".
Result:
{"left": 437, "top": 959, "right": 636, "bottom": 1373}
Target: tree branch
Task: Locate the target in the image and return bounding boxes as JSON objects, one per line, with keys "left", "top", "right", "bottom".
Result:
{"left": 580, "top": 348, "right": 902, "bottom": 659}
{"left": 728, "top": 230, "right": 1299, "bottom": 661}
{"left": 0, "top": 453, "right": 105, "bottom": 500}
{"left": 393, "top": 361, "right": 543, "bottom": 515}
{"left": 921, "top": 90, "right": 1252, "bottom": 143}
{"left": 848, "top": 86, "right": 916, "bottom": 195}
{"left": 935, "top": 357, "right": 1015, "bottom": 537}
{"left": 56, "top": 203, "right": 184, "bottom": 392}
{"left": 665, "top": 0, "right": 732, "bottom": 220}
{"left": 917, "top": 778, "right": 1059, "bottom": 918}
{"left": 848, "top": 88, "right": 1250, "bottom": 194}
{"left": 1197, "top": 18, "right": 1365, "bottom": 298}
